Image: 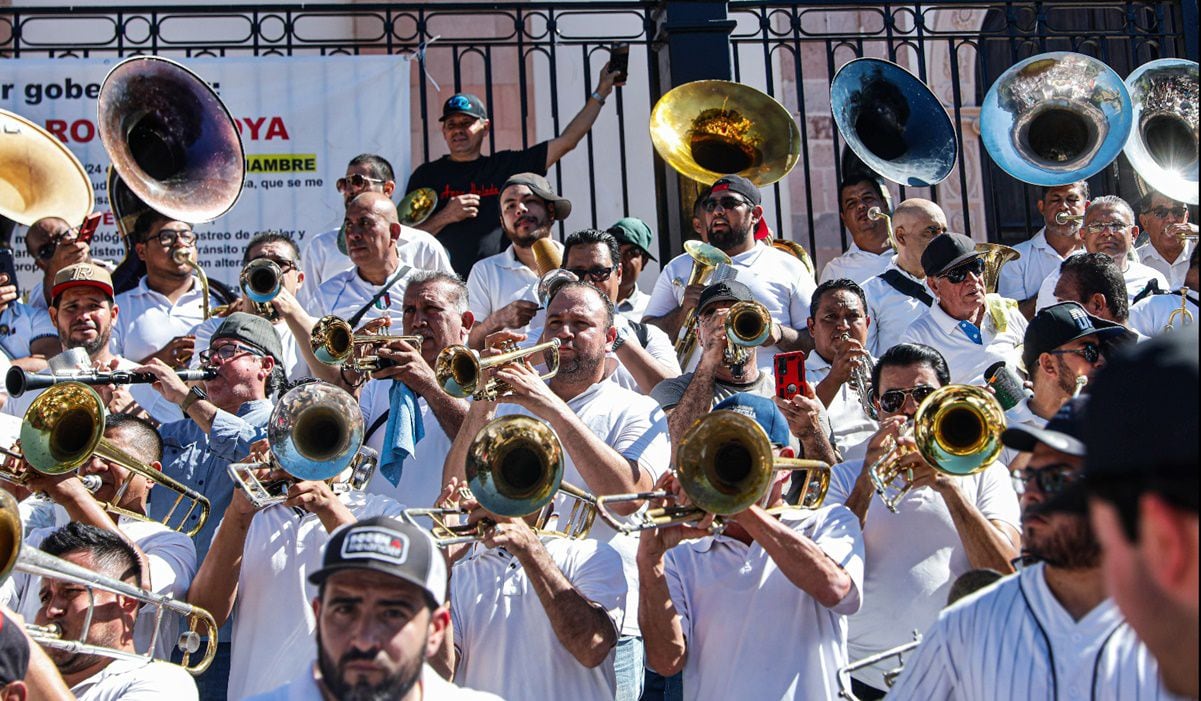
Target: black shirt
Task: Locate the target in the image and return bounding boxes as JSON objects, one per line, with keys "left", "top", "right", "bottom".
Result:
{"left": 405, "top": 142, "right": 549, "bottom": 276}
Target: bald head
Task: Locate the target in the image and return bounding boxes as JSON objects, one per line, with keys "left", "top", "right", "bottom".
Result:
{"left": 348, "top": 191, "right": 399, "bottom": 224}
{"left": 892, "top": 199, "right": 947, "bottom": 274}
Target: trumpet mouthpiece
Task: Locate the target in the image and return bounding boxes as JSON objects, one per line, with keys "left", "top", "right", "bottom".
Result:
{"left": 867, "top": 207, "right": 885, "bottom": 221}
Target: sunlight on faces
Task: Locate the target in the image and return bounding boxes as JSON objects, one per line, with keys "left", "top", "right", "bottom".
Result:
{"left": 928, "top": 259, "right": 986, "bottom": 321}
{"left": 499, "top": 185, "right": 552, "bottom": 247}
{"left": 36, "top": 551, "right": 139, "bottom": 675}
{"left": 78, "top": 426, "right": 157, "bottom": 509}
{"left": 702, "top": 196, "right": 759, "bottom": 250}
{"left": 1083, "top": 204, "right": 1136, "bottom": 260}
{"left": 874, "top": 363, "right": 942, "bottom": 420}
{"left": 564, "top": 243, "right": 621, "bottom": 303}
{"left": 340, "top": 162, "right": 392, "bottom": 207}
{"left": 51, "top": 287, "right": 117, "bottom": 356}
{"left": 402, "top": 280, "right": 470, "bottom": 366}
{"left": 1038, "top": 183, "right": 1087, "bottom": 235}
{"left": 343, "top": 199, "right": 399, "bottom": 268}
{"left": 541, "top": 285, "right": 614, "bottom": 381}
{"left": 839, "top": 181, "right": 887, "bottom": 240}
{"left": 136, "top": 219, "right": 194, "bottom": 279}
{"left": 808, "top": 289, "right": 869, "bottom": 361}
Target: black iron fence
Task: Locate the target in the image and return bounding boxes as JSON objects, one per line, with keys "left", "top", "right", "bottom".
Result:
{"left": 1, "top": 1, "right": 1195, "bottom": 268}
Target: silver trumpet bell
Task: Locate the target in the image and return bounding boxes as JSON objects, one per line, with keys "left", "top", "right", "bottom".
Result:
{"left": 268, "top": 381, "right": 364, "bottom": 482}
{"left": 1123, "top": 58, "right": 1199, "bottom": 205}
{"left": 981, "top": 52, "right": 1132, "bottom": 186}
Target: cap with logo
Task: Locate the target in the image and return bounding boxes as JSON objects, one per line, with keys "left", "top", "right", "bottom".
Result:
{"left": 439, "top": 93, "right": 488, "bottom": 122}
{"left": 606, "top": 217, "right": 657, "bottom": 261}
{"left": 309, "top": 517, "right": 448, "bottom": 607}
{"left": 708, "top": 174, "right": 762, "bottom": 206}
{"left": 921, "top": 233, "right": 981, "bottom": 278}
{"left": 211, "top": 312, "right": 285, "bottom": 364}
{"left": 1021, "top": 301, "right": 1134, "bottom": 371}
{"left": 713, "top": 392, "right": 790, "bottom": 446}
{"left": 697, "top": 279, "right": 755, "bottom": 314}
{"left": 51, "top": 262, "right": 114, "bottom": 301}
{"left": 502, "top": 172, "right": 572, "bottom": 220}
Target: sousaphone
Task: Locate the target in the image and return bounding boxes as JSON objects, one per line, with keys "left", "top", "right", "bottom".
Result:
{"left": 0, "top": 109, "right": 94, "bottom": 226}
{"left": 1123, "top": 58, "right": 1198, "bottom": 205}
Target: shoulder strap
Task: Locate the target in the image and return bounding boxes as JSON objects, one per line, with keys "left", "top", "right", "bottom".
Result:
{"left": 1130, "top": 278, "right": 1163, "bottom": 306}
{"left": 365, "top": 410, "right": 390, "bottom": 443}
{"left": 347, "top": 265, "right": 411, "bottom": 327}
{"left": 879, "top": 269, "right": 934, "bottom": 307}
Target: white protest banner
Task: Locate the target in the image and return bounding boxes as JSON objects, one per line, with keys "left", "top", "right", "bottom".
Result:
{"left": 1, "top": 54, "right": 412, "bottom": 292}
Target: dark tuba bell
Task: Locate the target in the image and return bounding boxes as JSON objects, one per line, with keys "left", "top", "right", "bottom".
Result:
{"left": 830, "top": 58, "right": 958, "bottom": 187}
{"left": 1123, "top": 58, "right": 1198, "bottom": 206}
{"left": 97, "top": 56, "right": 245, "bottom": 223}
{"left": 0, "top": 109, "right": 94, "bottom": 226}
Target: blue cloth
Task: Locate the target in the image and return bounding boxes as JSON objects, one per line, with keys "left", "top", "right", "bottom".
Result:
{"left": 379, "top": 381, "right": 424, "bottom": 487}
{"left": 957, "top": 320, "right": 983, "bottom": 345}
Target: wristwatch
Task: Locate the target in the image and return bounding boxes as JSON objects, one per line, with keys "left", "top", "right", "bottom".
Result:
{"left": 179, "top": 386, "right": 207, "bottom": 413}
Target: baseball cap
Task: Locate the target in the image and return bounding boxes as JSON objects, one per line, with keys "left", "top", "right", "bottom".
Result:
{"left": 697, "top": 280, "right": 755, "bottom": 314}
{"left": 607, "top": 217, "right": 657, "bottom": 261}
{"left": 211, "top": 312, "right": 285, "bottom": 364}
{"left": 921, "top": 233, "right": 981, "bottom": 278}
{"left": 502, "top": 172, "right": 572, "bottom": 220}
{"left": 0, "top": 613, "right": 30, "bottom": 685}
{"left": 309, "top": 517, "right": 448, "bottom": 607}
{"left": 439, "top": 93, "right": 488, "bottom": 122}
{"left": 1002, "top": 396, "right": 1088, "bottom": 458}
{"left": 713, "top": 393, "right": 790, "bottom": 446}
{"left": 708, "top": 174, "right": 762, "bottom": 206}
{"left": 1021, "top": 302, "right": 1135, "bottom": 371}
{"left": 51, "top": 262, "right": 113, "bottom": 301}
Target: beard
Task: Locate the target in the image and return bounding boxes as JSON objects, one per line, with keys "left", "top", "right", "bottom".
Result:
{"left": 66, "top": 328, "right": 111, "bottom": 357}
{"left": 316, "top": 628, "right": 424, "bottom": 701}
{"left": 554, "top": 344, "right": 605, "bottom": 384}
{"left": 1054, "top": 357, "right": 1082, "bottom": 396}
{"left": 505, "top": 218, "right": 550, "bottom": 249}
{"left": 1022, "top": 515, "right": 1102, "bottom": 569}
{"left": 706, "top": 221, "right": 752, "bottom": 251}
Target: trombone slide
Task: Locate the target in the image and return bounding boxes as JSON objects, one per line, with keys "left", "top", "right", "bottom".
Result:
{"left": 173, "top": 248, "right": 212, "bottom": 320}
{"left": 228, "top": 448, "right": 378, "bottom": 510}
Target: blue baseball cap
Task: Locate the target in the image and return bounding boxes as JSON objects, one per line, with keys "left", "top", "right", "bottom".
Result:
{"left": 713, "top": 392, "right": 790, "bottom": 446}
{"left": 439, "top": 93, "right": 488, "bottom": 122}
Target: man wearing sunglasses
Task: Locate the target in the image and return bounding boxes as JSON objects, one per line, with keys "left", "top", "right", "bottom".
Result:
{"left": 1136, "top": 190, "right": 1196, "bottom": 290}
{"left": 825, "top": 342, "right": 1019, "bottom": 699}
{"left": 820, "top": 175, "right": 895, "bottom": 285}
{"left": 22, "top": 216, "right": 107, "bottom": 312}
{"left": 900, "top": 233, "right": 1027, "bottom": 386}
{"left": 1035, "top": 196, "right": 1168, "bottom": 312}
{"left": 997, "top": 181, "right": 1089, "bottom": 319}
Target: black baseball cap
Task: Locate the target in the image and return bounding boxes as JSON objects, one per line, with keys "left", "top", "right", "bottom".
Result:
{"left": 921, "top": 233, "right": 981, "bottom": 278}
{"left": 0, "top": 613, "right": 29, "bottom": 685}
{"left": 698, "top": 280, "right": 755, "bottom": 314}
{"left": 1002, "top": 396, "right": 1088, "bottom": 458}
{"left": 439, "top": 93, "right": 488, "bottom": 122}
{"left": 708, "top": 174, "right": 762, "bottom": 206}
{"left": 502, "top": 172, "right": 573, "bottom": 220}
{"left": 309, "top": 517, "right": 448, "bottom": 607}
{"left": 1021, "top": 301, "right": 1134, "bottom": 371}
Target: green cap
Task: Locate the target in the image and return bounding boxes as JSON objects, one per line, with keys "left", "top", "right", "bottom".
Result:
{"left": 606, "top": 217, "right": 657, "bottom": 261}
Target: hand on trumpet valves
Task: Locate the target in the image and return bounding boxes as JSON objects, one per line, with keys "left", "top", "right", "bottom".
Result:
{"left": 372, "top": 338, "right": 437, "bottom": 393}
{"left": 829, "top": 335, "right": 870, "bottom": 387}
{"left": 858, "top": 416, "right": 910, "bottom": 482}
{"left": 696, "top": 307, "right": 731, "bottom": 368}
{"left": 1165, "top": 221, "right": 1199, "bottom": 242}
{"left": 635, "top": 473, "right": 717, "bottom": 561}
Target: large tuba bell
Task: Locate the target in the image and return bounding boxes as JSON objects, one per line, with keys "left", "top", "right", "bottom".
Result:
{"left": 830, "top": 58, "right": 958, "bottom": 187}
{"left": 974, "top": 242, "right": 1021, "bottom": 294}
{"left": 0, "top": 109, "right": 94, "bottom": 226}
{"left": 981, "top": 52, "right": 1132, "bottom": 186}
{"left": 672, "top": 240, "right": 732, "bottom": 366}
{"left": 1123, "top": 58, "right": 1199, "bottom": 206}
{"left": 98, "top": 56, "right": 245, "bottom": 223}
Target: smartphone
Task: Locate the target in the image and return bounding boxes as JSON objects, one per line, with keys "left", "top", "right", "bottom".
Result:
{"left": 609, "top": 43, "right": 629, "bottom": 83}
{"left": 77, "top": 212, "right": 101, "bottom": 244}
{"left": 0, "top": 248, "right": 18, "bottom": 299}
{"left": 774, "top": 350, "right": 808, "bottom": 401}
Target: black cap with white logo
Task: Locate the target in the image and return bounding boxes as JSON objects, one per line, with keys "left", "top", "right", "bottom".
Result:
{"left": 309, "top": 517, "right": 447, "bottom": 607}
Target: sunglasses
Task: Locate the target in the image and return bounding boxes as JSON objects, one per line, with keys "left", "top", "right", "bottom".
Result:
{"left": 1148, "top": 206, "right": 1188, "bottom": 219}
{"left": 254, "top": 256, "right": 297, "bottom": 274}
{"left": 878, "top": 384, "right": 936, "bottom": 413}
{"left": 1020, "top": 463, "right": 1080, "bottom": 495}
{"left": 565, "top": 266, "right": 616, "bottom": 283}
{"left": 1049, "top": 342, "right": 1102, "bottom": 365}
{"left": 940, "top": 257, "right": 986, "bottom": 284}
{"left": 335, "top": 173, "right": 386, "bottom": 192}
{"left": 702, "top": 195, "right": 750, "bottom": 213}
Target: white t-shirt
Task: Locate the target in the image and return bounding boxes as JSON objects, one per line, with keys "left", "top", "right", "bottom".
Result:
{"left": 804, "top": 350, "right": 878, "bottom": 454}
{"left": 189, "top": 315, "right": 311, "bottom": 382}
{"left": 1035, "top": 257, "right": 1169, "bottom": 312}
{"left": 112, "top": 277, "right": 209, "bottom": 363}
{"left": 889, "top": 564, "right": 1184, "bottom": 700}
{"left": 820, "top": 242, "right": 895, "bottom": 285}
{"left": 1000, "top": 396, "right": 1050, "bottom": 468}
{"left": 452, "top": 537, "right": 625, "bottom": 700}
{"left": 71, "top": 658, "right": 198, "bottom": 701}
{"left": 1129, "top": 288, "right": 1198, "bottom": 340}
{"left": 246, "top": 664, "right": 504, "bottom": 701}
{"left": 319, "top": 267, "right": 412, "bottom": 323}
{"left": 0, "top": 300, "right": 56, "bottom": 360}
{"left": 997, "top": 228, "right": 1081, "bottom": 302}
{"left": 642, "top": 243, "right": 816, "bottom": 373}
{"left": 861, "top": 260, "right": 933, "bottom": 356}
{"left": 1138, "top": 239, "right": 1194, "bottom": 290}
{"left": 359, "top": 379, "right": 454, "bottom": 509}
{"left": 899, "top": 299, "right": 1028, "bottom": 385}
{"left": 466, "top": 242, "right": 562, "bottom": 339}
{"left": 825, "top": 458, "right": 1020, "bottom": 690}
{"left": 496, "top": 379, "right": 671, "bottom": 637}
{"left": 605, "top": 315, "right": 682, "bottom": 392}
{"left": 663, "top": 506, "right": 865, "bottom": 700}
{"left": 226, "top": 491, "right": 405, "bottom": 700}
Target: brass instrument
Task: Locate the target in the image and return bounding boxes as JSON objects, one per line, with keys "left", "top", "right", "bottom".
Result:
{"left": 531, "top": 237, "right": 562, "bottom": 275}
{"left": 868, "top": 385, "right": 1005, "bottom": 513}
{"left": 596, "top": 411, "right": 829, "bottom": 534}
{"left": 1164, "top": 288, "right": 1195, "bottom": 332}
{"left": 837, "top": 631, "right": 923, "bottom": 699}
{"left": 172, "top": 247, "right": 212, "bottom": 320}
{"left": 402, "top": 415, "right": 596, "bottom": 546}
{"left": 227, "top": 382, "right": 376, "bottom": 509}
{"left": 974, "top": 242, "right": 1021, "bottom": 295}
{"left": 398, "top": 187, "right": 439, "bottom": 226}
{"left": 435, "top": 338, "right": 562, "bottom": 401}
{"left": 536, "top": 269, "right": 578, "bottom": 308}
{"left": 1054, "top": 211, "right": 1084, "bottom": 226}
{"left": 310, "top": 315, "right": 422, "bottom": 372}
{"left": 830, "top": 58, "right": 958, "bottom": 187}
{"left": 981, "top": 52, "right": 1132, "bottom": 186}
{"left": 0, "top": 109, "right": 94, "bottom": 226}
{"left": 1174, "top": 229, "right": 1200, "bottom": 242}
{"left": 673, "top": 241, "right": 733, "bottom": 366}
{"left": 867, "top": 207, "right": 898, "bottom": 251}
{"left": 1123, "top": 58, "right": 1198, "bottom": 206}
{"left": 5, "top": 366, "right": 215, "bottom": 398}
{"left": 723, "top": 301, "right": 771, "bottom": 375}
{"left": 0, "top": 490, "right": 218, "bottom": 674}
{"left": 240, "top": 258, "right": 283, "bottom": 320}
{"left": 839, "top": 332, "right": 878, "bottom": 421}
{"left": 13, "top": 383, "right": 211, "bottom": 536}
{"left": 769, "top": 237, "right": 816, "bottom": 277}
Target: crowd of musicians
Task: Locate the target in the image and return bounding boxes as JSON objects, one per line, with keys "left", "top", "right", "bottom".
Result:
{"left": 0, "top": 53, "right": 1197, "bottom": 701}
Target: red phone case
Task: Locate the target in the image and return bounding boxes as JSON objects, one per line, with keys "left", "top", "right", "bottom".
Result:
{"left": 77, "top": 212, "right": 101, "bottom": 243}
{"left": 774, "top": 350, "right": 808, "bottom": 400}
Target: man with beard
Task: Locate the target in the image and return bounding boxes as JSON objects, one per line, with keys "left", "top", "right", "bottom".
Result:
{"left": 33, "top": 523, "right": 198, "bottom": 699}
{"left": 464, "top": 173, "right": 570, "bottom": 348}
{"left": 643, "top": 175, "right": 816, "bottom": 372}
{"left": 1136, "top": 190, "right": 1196, "bottom": 290}
{"left": 444, "top": 281, "right": 670, "bottom": 701}
{"left": 246, "top": 518, "right": 500, "bottom": 701}
{"left": 820, "top": 176, "right": 895, "bottom": 285}
{"left": 888, "top": 398, "right": 1179, "bottom": 699}
{"left": 998, "top": 181, "right": 1088, "bottom": 318}
{"left": 900, "top": 233, "right": 1027, "bottom": 386}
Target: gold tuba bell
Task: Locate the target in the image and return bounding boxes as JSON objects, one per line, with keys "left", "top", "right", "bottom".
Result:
{"left": 0, "top": 109, "right": 94, "bottom": 227}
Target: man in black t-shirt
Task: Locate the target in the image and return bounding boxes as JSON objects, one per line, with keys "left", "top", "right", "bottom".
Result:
{"left": 407, "top": 63, "right": 624, "bottom": 275}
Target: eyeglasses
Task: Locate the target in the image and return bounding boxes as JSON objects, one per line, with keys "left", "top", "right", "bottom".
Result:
{"left": 1020, "top": 463, "right": 1080, "bottom": 495}
{"left": 147, "top": 228, "right": 197, "bottom": 247}
{"left": 1147, "top": 206, "right": 1187, "bottom": 219}
{"left": 565, "top": 266, "right": 616, "bottom": 283}
{"left": 702, "top": 195, "right": 750, "bottom": 213}
{"left": 35, "top": 242, "right": 58, "bottom": 261}
{"left": 335, "top": 173, "right": 386, "bottom": 193}
{"left": 1049, "top": 342, "right": 1102, "bottom": 365}
{"left": 940, "top": 258, "right": 986, "bottom": 284}
{"left": 198, "top": 343, "right": 263, "bottom": 366}
{"left": 878, "top": 384, "right": 937, "bottom": 413}
{"left": 1084, "top": 221, "right": 1129, "bottom": 235}
{"left": 254, "top": 256, "right": 297, "bottom": 274}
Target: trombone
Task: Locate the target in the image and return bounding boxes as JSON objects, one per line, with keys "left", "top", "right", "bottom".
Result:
{"left": 0, "top": 490, "right": 218, "bottom": 674}
{"left": 595, "top": 411, "right": 830, "bottom": 535}
{"left": 402, "top": 415, "right": 596, "bottom": 547}
{"left": 310, "top": 315, "right": 422, "bottom": 372}
{"left": 723, "top": 301, "right": 771, "bottom": 375}
{"left": 837, "top": 631, "right": 923, "bottom": 699}
{"left": 172, "top": 248, "right": 213, "bottom": 321}
{"left": 435, "top": 338, "right": 562, "bottom": 401}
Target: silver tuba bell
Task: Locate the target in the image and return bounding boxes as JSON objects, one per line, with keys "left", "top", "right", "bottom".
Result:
{"left": 1123, "top": 58, "right": 1199, "bottom": 206}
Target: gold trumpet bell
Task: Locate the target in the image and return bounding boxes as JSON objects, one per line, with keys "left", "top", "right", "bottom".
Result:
{"left": 398, "top": 187, "right": 438, "bottom": 226}
{"left": 0, "top": 109, "right": 94, "bottom": 226}
{"left": 650, "top": 80, "right": 801, "bottom": 186}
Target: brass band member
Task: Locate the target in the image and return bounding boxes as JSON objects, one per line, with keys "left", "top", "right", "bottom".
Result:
{"left": 1136, "top": 190, "right": 1196, "bottom": 289}
{"left": 998, "top": 181, "right": 1088, "bottom": 319}
{"left": 820, "top": 175, "right": 894, "bottom": 285}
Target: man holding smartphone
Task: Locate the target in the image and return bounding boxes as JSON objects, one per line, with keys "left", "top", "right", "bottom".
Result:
{"left": 21, "top": 215, "right": 104, "bottom": 312}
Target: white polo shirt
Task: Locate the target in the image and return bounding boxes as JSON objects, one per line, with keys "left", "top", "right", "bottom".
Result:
{"left": 466, "top": 241, "right": 562, "bottom": 339}
{"left": 643, "top": 243, "right": 816, "bottom": 373}
{"left": 1138, "top": 239, "right": 1194, "bottom": 290}
{"left": 71, "top": 657, "right": 198, "bottom": 701}
{"left": 1000, "top": 396, "right": 1050, "bottom": 468}
{"left": 819, "top": 241, "right": 895, "bottom": 285}
{"left": 189, "top": 315, "right": 310, "bottom": 382}
{"left": 804, "top": 350, "right": 878, "bottom": 454}
{"left": 616, "top": 286, "right": 650, "bottom": 321}
{"left": 111, "top": 277, "right": 209, "bottom": 363}
{"left": 0, "top": 300, "right": 56, "bottom": 360}
{"left": 899, "top": 299, "right": 1027, "bottom": 385}
{"left": 452, "top": 537, "right": 625, "bottom": 700}
{"left": 1129, "top": 288, "right": 1198, "bottom": 339}
{"left": 358, "top": 378, "right": 454, "bottom": 509}
{"left": 825, "top": 458, "right": 1020, "bottom": 690}
{"left": 605, "top": 316, "right": 682, "bottom": 392}
{"left": 247, "top": 664, "right": 504, "bottom": 701}
{"left": 1035, "top": 257, "right": 1168, "bottom": 312}
{"left": 226, "top": 491, "right": 404, "bottom": 700}
{"left": 319, "top": 267, "right": 411, "bottom": 323}
{"left": 496, "top": 378, "right": 671, "bottom": 637}
{"left": 889, "top": 564, "right": 1181, "bottom": 700}
{"left": 998, "top": 228, "right": 1081, "bottom": 302}
{"left": 861, "top": 260, "right": 933, "bottom": 356}
{"left": 296, "top": 227, "right": 341, "bottom": 314}
{"left": 663, "top": 506, "right": 865, "bottom": 700}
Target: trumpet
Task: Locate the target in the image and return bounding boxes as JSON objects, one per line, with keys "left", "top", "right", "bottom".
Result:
{"left": 596, "top": 411, "right": 829, "bottom": 535}
{"left": 227, "top": 382, "right": 376, "bottom": 509}
{"left": 1054, "top": 211, "right": 1084, "bottom": 226}
{"left": 172, "top": 248, "right": 212, "bottom": 320}
{"left": 402, "top": 415, "right": 596, "bottom": 546}
{"left": 723, "top": 301, "right": 771, "bottom": 375}
{"left": 674, "top": 241, "right": 733, "bottom": 366}
{"left": 840, "top": 332, "right": 878, "bottom": 421}
{"left": 0, "top": 490, "right": 218, "bottom": 674}
{"left": 868, "top": 385, "right": 1005, "bottom": 513}
{"left": 310, "top": 315, "right": 422, "bottom": 372}
{"left": 5, "top": 366, "right": 215, "bottom": 398}
{"left": 240, "top": 258, "right": 283, "bottom": 320}
{"left": 435, "top": 338, "right": 562, "bottom": 401}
